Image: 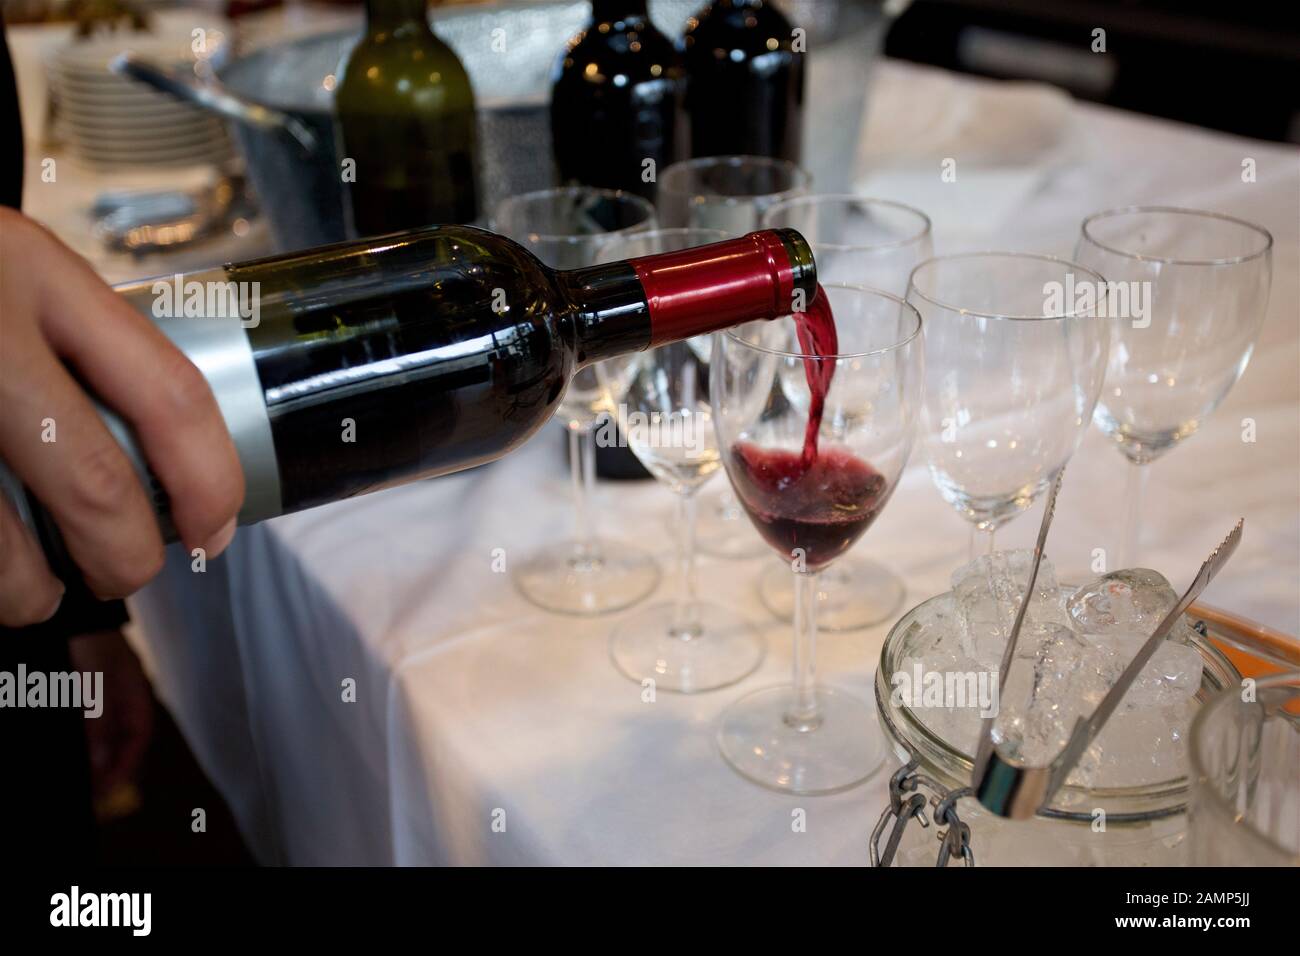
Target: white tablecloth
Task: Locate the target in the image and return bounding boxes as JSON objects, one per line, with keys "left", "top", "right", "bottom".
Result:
{"left": 28, "top": 60, "right": 1300, "bottom": 865}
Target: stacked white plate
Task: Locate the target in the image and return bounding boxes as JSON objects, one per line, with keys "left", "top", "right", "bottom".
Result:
{"left": 49, "top": 10, "right": 233, "bottom": 170}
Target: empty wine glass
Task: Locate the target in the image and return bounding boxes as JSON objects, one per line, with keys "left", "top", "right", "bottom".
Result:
{"left": 603, "top": 359, "right": 759, "bottom": 687}
{"left": 762, "top": 195, "right": 932, "bottom": 290}
{"left": 711, "top": 285, "right": 923, "bottom": 794}
{"left": 658, "top": 155, "right": 812, "bottom": 558}
{"left": 492, "top": 187, "right": 660, "bottom": 615}
{"left": 595, "top": 228, "right": 764, "bottom": 692}
{"left": 492, "top": 186, "right": 656, "bottom": 269}
{"left": 907, "top": 253, "right": 1110, "bottom": 557}
{"left": 759, "top": 195, "right": 933, "bottom": 630}
{"left": 658, "top": 154, "right": 811, "bottom": 233}
{"left": 1074, "top": 207, "right": 1272, "bottom": 567}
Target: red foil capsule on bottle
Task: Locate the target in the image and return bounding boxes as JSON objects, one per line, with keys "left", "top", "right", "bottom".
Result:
{"left": 630, "top": 231, "right": 799, "bottom": 346}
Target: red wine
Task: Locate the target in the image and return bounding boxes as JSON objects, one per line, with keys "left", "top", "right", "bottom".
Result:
{"left": 730, "top": 283, "right": 890, "bottom": 568}
{"left": 681, "top": 0, "right": 805, "bottom": 161}
{"left": 550, "top": 0, "right": 686, "bottom": 201}
{"left": 793, "top": 283, "right": 837, "bottom": 467}
{"left": 730, "top": 443, "right": 887, "bottom": 570}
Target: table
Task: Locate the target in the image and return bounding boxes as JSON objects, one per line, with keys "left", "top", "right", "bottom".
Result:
{"left": 28, "top": 60, "right": 1300, "bottom": 866}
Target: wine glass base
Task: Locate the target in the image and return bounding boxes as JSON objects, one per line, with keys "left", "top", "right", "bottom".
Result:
{"left": 693, "top": 491, "right": 767, "bottom": 559}
{"left": 758, "top": 557, "right": 905, "bottom": 632}
{"left": 717, "top": 685, "right": 886, "bottom": 795}
{"left": 513, "top": 540, "right": 660, "bottom": 617}
{"left": 610, "top": 601, "right": 764, "bottom": 693}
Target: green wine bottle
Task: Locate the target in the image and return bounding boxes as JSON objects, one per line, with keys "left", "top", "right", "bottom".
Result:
{"left": 336, "top": 0, "right": 479, "bottom": 237}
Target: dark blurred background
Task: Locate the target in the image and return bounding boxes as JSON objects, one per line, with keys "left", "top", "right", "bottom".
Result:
{"left": 886, "top": 0, "right": 1300, "bottom": 143}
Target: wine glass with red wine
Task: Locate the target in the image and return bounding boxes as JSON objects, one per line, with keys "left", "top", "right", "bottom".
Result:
{"left": 711, "top": 284, "right": 923, "bottom": 794}
{"left": 492, "top": 187, "right": 661, "bottom": 616}
{"left": 759, "top": 195, "right": 933, "bottom": 632}
{"left": 658, "top": 155, "right": 812, "bottom": 560}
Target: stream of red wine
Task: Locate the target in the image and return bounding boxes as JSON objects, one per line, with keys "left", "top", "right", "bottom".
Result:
{"left": 793, "top": 284, "right": 838, "bottom": 469}
{"left": 729, "top": 284, "right": 890, "bottom": 568}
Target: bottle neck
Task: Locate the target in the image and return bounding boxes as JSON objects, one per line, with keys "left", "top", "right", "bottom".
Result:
{"left": 591, "top": 0, "right": 648, "bottom": 22}
{"left": 365, "top": 0, "right": 427, "bottom": 28}
{"left": 560, "top": 229, "right": 816, "bottom": 365}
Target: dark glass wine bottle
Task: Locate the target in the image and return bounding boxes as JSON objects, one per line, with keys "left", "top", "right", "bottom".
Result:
{"left": 681, "top": 0, "right": 805, "bottom": 162}
{"left": 550, "top": 0, "right": 686, "bottom": 200}
{"left": 0, "top": 224, "right": 817, "bottom": 577}
{"left": 335, "top": 0, "right": 479, "bottom": 237}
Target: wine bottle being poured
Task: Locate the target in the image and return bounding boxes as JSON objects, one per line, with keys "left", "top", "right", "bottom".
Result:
{"left": 0, "top": 225, "right": 816, "bottom": 577}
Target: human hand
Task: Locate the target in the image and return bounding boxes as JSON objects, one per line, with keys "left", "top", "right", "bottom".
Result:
{"left": 0, "top": 208, "right": 244, "bottom": 625}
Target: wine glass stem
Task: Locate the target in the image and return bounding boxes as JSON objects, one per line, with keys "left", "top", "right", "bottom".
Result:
{"left": 786, "top": 568, "right": 821, "bottom": 730}
{"left": 1121, "top": 460, "right": 1149, "bottom": 569}
{"left": 670, "top": 493, "right": 702, "bottom": 638}
{"left": 969, "top": 525, "right": 997, "bottom": 560}
{"left": 569, "top": 423, "right": 599, "bottom": 562}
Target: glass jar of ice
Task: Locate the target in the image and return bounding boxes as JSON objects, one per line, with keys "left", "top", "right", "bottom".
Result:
{"left": 874, "top": 549, "right": 1241, "bottom": 866}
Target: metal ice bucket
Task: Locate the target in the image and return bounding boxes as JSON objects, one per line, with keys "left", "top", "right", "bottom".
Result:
{"left": 120, "top": 1, "right": 591, "bottom": 250}
{"left": 118, "top": 0, "right": 892, "bottom": 252}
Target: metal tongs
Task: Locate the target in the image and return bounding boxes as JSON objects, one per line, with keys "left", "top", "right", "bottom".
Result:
{"left": 971, "top": 469, "right": 1244, "bottom": 819}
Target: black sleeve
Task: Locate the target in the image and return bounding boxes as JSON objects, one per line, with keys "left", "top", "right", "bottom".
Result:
{"left": 0, "top": 578, "right": 132, "bottom": 641}
{"left": 0, "top": 10, "right": 21, "bottom": 208}
{"left": 0, "top": 14, "right": 98, "bottom": 864}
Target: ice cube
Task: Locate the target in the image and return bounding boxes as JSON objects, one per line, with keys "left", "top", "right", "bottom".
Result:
{"left": 894, "top": 643, "right": 993, "bottom": 755}
{"left": 993, "top": 624, "right": 1101, "bottom": 766}
{"left": 990, "top": 710, "right": 1069, "bottom": 768}
{"left": 1006, "top": 630, "right": 1199, "bottom": 770}
{"left": 1066, "top": 568, "right": 1178, "bottom": 634}
{"left": 951, "top": 549, "right": 1062, "bottom": 663}
{"left": 1089, "top": 699, "right": 1195, "bottom": 786}
{"left": 990, "top": 619, "right": 1202, "bottom": 797}
{"left": 905, "top": 593, "right": 959, "bottom": 658}
{"left": 1080, "top": 630, "right": 1204, "bottom": 711}
{"left": 1124, "top": 638, "right": 1203, "bottom": 711}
